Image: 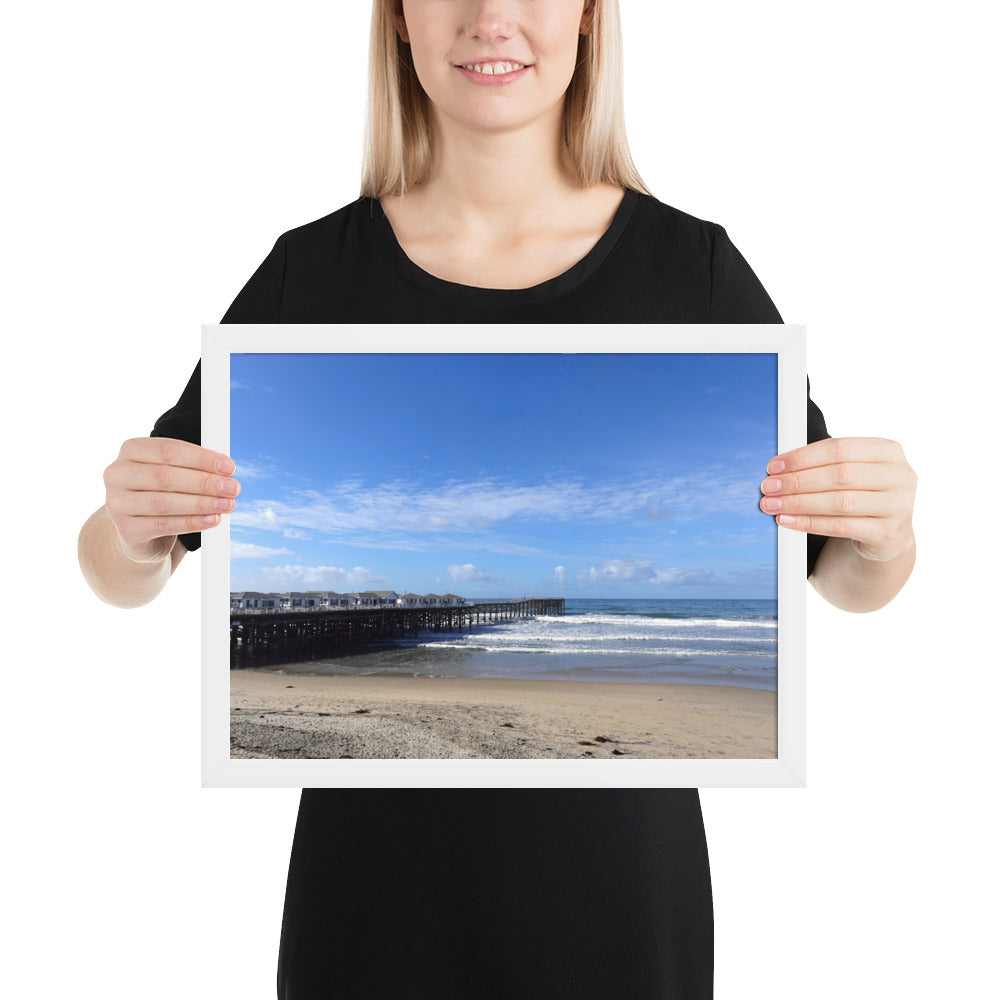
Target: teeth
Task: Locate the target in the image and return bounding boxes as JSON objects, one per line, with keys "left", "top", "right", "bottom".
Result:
{"left": 463, "top": 61, "right": 525, "bottom": 75}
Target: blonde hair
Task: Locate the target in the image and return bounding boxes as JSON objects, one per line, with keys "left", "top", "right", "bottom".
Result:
{"left": 360, "top": 0, "right": 651, "bottom": 199}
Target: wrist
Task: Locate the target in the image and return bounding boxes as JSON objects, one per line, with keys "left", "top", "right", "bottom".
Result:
{"left": 850, "top": 527, "right": 916, "bottom": 564}
{"left": 116, "top": 530, "right": 176, "bottom": 566}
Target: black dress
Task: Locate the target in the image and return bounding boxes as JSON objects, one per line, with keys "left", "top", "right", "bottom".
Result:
{"left": 152, "top": 188, "right": 830, "bottom": 999}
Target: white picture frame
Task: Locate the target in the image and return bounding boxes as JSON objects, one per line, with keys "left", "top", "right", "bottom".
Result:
{"left": 201, "top": 324, "right": 806, "bottom": 788}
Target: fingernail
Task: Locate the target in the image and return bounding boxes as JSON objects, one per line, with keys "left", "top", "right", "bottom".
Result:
{"left": 767, "top": 459, "right": 785, "bottom": 474}
{"left": 203, "top": 513, "right": 221, "bottom": 526}
{"left": 219, "top": 478, "right": 239, "bottom": 496}
{"left": 761, "top": 478, "right": 782, "bottom": 493}
{"left": 777, "top": 514, "right": 796, "bottom": 525}
{"left": 214, "top": 497, "right": 233, "bottom": 512}
{"left": 215, "top": 458, "right": 236, "bottom": 475}
{"left": 761, "top": 497, "right": 782, "bottom": 512}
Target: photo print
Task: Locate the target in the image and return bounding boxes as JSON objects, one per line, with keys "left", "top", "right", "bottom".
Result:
{"left": 201, "top": 324, "right": 806, "bottom": 787}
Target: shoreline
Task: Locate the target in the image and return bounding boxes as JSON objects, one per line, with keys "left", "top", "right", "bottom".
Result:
{"left": 230, "top": 669, "right": 777, "bottom": 760}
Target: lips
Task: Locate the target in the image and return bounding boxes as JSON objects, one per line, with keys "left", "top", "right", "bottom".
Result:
{"left": 457, "top": 60, "right": 528, "bottom": 72}
{"left": 454, "top": 62, "right": 532, "bottom": 86}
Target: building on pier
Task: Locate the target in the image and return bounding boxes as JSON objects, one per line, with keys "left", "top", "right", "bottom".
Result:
{"left": 230, "top": 589, "right": 462, "bottom": 612}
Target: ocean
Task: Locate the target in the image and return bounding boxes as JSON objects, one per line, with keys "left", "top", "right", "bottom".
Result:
{"left": 266, "top": 598, "right": 778, "bottom": 691}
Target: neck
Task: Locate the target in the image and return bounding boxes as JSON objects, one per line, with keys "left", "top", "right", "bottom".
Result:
{"left": 411, "top": 105, "right": 584, "bottom": 233}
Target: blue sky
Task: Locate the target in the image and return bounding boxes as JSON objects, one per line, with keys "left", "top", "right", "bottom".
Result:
{"left": 228, "top": 353, "right": 777, "bottom": 598}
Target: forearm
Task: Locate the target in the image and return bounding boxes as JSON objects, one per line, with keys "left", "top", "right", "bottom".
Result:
{"left": 78, "top": 506, "right": 186, "bottom": 609}
{"left": 808, "top": 534, "right": 916, "bottom": 613}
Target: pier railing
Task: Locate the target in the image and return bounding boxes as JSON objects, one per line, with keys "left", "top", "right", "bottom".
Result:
{"left": 229, "top": 598, "right": 565, "bottom": 669}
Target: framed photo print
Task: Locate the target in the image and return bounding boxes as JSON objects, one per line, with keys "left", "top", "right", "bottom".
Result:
{"left": 201, "top": 324, "right": 806, "bottom": 788}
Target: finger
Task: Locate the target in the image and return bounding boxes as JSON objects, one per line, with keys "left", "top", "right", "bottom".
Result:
{"left": 767, "top": 437, "right": 905, "bottom": 475}
{"left": 773, "top": 512, "right": 886, "bottom": 544}
{"left": 110, "top": 461, "right": 241, "bottom": 499}
{"left": 120, "top": 437, "right": 237, "bottom": 476}
{"left": 761, "top": 462, "right": 913, "bottom": 497}
{"left": 759, "top": 490, "right": 895, "bottom": 518}
{"left": 114, "top": 511, "right": 227, "bottom": 548}
{"left": 114, "top": 490, "right": 239, "bottom": 518}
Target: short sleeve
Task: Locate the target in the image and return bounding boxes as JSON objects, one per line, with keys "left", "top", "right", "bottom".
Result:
{"left": 706, "top": 225, "right": 831, "bottom": 577}
{"left": 150, "top": 361, "right": 203, "bottom": 551}
{"left": 147, "top": 234, "right": 287, "bottom": 551}
{"left": 709, "top": 226, "right": 782, "bottom": 323}
{"left": 220, "top": 233, "right": 287, "bottom": 323}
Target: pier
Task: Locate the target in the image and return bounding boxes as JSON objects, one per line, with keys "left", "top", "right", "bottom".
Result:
{"left": 230, "top": 598, "right": 565, "bottom": 669}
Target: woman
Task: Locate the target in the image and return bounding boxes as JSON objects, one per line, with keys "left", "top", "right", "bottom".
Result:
{"left": 79, "top": 2, "right": 917, "bottom": 996}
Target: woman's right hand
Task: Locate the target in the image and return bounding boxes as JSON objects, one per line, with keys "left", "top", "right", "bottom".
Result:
{"left": 103, "top": 437, "right": 240, "bottom": 562}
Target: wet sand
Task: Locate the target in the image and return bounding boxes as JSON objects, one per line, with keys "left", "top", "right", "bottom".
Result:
{"left": 230, "top": 669, "right": 777, "bottom": 760}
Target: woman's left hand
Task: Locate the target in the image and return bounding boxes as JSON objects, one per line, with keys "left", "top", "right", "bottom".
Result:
{"left": 759, "top": 437, "right": 917, "bottom": 562}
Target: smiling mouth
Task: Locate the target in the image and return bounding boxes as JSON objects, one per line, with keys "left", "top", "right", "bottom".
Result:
{"left": 456, "top": 61, "right": 530, "bottom": 76}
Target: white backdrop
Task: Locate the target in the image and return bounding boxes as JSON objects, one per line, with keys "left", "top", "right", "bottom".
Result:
{"left": 4, "top": 2, "right": 996, "bottom": 997}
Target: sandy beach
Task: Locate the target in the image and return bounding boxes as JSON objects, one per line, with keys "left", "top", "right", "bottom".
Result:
{"left": 230, "top": 669, "right": 777, "bottom": 759}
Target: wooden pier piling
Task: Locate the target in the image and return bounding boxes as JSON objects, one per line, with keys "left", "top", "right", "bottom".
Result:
{"left": 230, "top": 598, "right": 565, "bottom": 669}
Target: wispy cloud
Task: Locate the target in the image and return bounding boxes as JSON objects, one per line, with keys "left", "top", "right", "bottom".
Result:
{"left": 230, "top": 379, "right": 272, "bottom": 392}
{"left": 232, "top": 457, "right": 280, "bottom": 481}
{"left": 230, "top": 468, "right": 758, "bottom": 545}
{"left": 575, "top": 559, "right": 726, "bottom": 588}
{"left": 644, "top": 499, "right": 673, "bottom": 521}
{"left": 576, "top": 559, "right": 655, "bottom": 583}
{"left": 320, "top": 535, "right": 549, "bottom": 556}
{"left": 446, "top": 563, "right": 497, "bottom": 583}
{"left": 651, "top": 568, "right": 726, "bottom": 587}
{"left": 554, "top": 565, "right": 566, "bottom": 582}
{"left": 233, "top": 564, "right": 384, "bottom": 591}
{"left": 230, "top": 542, "right": 295, "bottom": 560}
